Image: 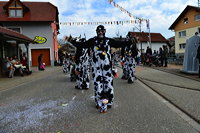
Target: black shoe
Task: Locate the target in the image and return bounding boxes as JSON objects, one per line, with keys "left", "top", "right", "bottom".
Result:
{"left": 96, "top": 105, "right": 100, "bottom": 109}
{"left": 121, "top": 76, "right": 125, "bottom": 79}
{"left": 107, "top": 105, "right": 112, "bottom": 109}
{"left": 75, "top": 86, "right": 80, "bottom": 89}
{"left": 128, "top": 79, "right": 134, "bottom": 84}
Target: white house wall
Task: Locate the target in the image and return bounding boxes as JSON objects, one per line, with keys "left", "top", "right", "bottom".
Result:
{"left": 3, "top": 22, "right": 54, "bottom": 66}
{"left": 138, "top": 42, "right": 167, "bottom": 53}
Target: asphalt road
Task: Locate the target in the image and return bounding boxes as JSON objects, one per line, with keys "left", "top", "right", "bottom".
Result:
{"left": 0, "top": 67, "right": 199, "bottom": 133}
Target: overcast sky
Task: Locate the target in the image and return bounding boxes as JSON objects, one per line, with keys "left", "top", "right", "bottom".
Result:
{"left": 1, "top": 0, "right": 198, "bottom": 39}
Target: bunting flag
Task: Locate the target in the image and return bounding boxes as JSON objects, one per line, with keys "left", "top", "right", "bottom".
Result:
{"left": 60, "top": 20, "right": 138, "bottom": 26}
{"left": 60, "top": 0, "right": 150, "bottom": 28}
{"left": 108, "top": 0, "right": 148, "bottom": 23}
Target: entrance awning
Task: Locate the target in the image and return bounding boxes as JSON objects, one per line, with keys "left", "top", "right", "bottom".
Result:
{"left": 0, "top": 26, "right": 35, "bottom": 76}
{"left": 0, "top": 26, "right": 35, "bottom": 43}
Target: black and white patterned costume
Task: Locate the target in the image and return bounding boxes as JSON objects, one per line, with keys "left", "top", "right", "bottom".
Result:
{"left": 73, "top": 40, "right": 132, "bottom": 106}
{"left": 123, "top": 43, "right": 138, "bottom": 83}
{"left": 75, "top": 48, "right": 90, "bottom": 89}
{"left": 63, "top": 57, "right": 70, "bottom": 73}
{"left": 72, "top": 25, "right": 134, "bottom": 108}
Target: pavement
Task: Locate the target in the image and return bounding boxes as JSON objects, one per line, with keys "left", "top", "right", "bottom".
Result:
{"left": 1, "top": 64, "right": 200, "bottom": 132}
{"left": 150, "top": 64, "right": 200, "bottom": 81}
{"left": 0, "top": 66, "right": 62, "bottom": 91}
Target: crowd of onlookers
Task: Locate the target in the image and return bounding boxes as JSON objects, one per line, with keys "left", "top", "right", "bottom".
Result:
{"left": 2, "top": 55, "right": 32, "bottom": 78}
{"left": 143, "top": 45, "right": 168, "bottom": 67}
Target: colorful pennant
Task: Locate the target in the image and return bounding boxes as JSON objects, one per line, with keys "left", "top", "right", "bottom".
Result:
{"left": 60, "top": 0, "right": 150, "bottom": 29}
{"left": 60, "top": 20, "right": 139, "bottom": 26}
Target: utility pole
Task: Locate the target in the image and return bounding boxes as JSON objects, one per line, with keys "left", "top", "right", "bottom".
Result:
{"left": 147, "top": 19, "right": 151, "bottom": 49}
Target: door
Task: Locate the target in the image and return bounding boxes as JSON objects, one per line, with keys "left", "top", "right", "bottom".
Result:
{"left": 31, "top": 49, "right": 50, "bottom": 66}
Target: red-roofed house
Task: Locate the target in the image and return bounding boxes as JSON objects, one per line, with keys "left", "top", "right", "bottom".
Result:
{"left": 128, "top": 32, "right": 168, "bottom": 53}
{"left": 0, "top": 0, "right": 59, "bottom": 66}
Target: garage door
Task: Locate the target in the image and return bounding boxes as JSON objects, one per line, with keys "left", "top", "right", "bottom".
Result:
{"left": 31, "top": 49, "right": 50, "bottom": 66}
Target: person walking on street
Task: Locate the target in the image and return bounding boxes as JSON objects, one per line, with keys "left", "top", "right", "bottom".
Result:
{"left": 71, "top": 25, "right": 136, "bottom": 112}
{"left": 38, "top": 54, "right": 44, "bottom": 71}
{"left": 74, "top": 47, "right": 90, "bottom": 90}
{"left": 121, "top": 37, "right": 138, "bottom": 83}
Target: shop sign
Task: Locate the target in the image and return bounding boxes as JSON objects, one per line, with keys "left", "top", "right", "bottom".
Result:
{"left": 34, "top": 36, "right": 47, "bottom": 44}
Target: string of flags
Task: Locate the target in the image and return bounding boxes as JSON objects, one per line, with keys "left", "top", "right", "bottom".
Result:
{"left": 108, "top": 0, "right": 148, "bottom": 23}
{"left": 60, "top": 0, "right": 150, "bottom": 29}
{"left": 60, "top": 20, "right": 142, "bottom": 26}
{"left": 108, "top": 0, "right": 150, "bottom": 29}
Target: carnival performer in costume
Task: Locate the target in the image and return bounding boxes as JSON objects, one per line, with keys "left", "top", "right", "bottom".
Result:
{"left": 123, "top": 36, "right": 138, "bottom": 83}
{"left": 75, "top": 46, "right": 90, "bottom": 90}
{"left": 71, "top": 25, "right": 137, "bottom": 112}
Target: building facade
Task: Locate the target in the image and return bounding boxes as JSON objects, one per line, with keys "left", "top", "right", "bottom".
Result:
{"left": 128, "top": 32, "right": 168, "bottom": 53}
{"left": 169, "top": 5, "right": 200, "bottom": 57}
{"left": 0, "top": 0, "right": 60, "bottom": 66}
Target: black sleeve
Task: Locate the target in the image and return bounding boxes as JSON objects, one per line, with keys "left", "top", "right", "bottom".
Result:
{"left": 71, "top": 38, "right": 95, "bottom": 48}
{"left": 108, "top": 38, "right": 132, "bottom": 48}
{"left": 121, "top": 46, "right": 125, "bottom": 57}
{"left": 131, "top": 45, "right": 138, "bottom": 58}
{"left": 75, "top": 47, "right": 82, "bottom": 64}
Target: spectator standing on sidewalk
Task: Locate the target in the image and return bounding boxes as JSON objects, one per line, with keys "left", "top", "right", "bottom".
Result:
{"left": 163, "top": 45, "right": 168, "bottom": 67}
{"left": 136, "top": 48, "right": 141, "bottom": 65}
{"left": 159, "top": 47, "right": 163, "bottom": 66}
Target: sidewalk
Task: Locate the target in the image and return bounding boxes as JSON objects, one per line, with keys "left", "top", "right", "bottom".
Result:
{"left": 0, "top": 66, "right": 62, "bottom": 92}
{"left": 149, "top": 64, "right": 200, "bottom": 81}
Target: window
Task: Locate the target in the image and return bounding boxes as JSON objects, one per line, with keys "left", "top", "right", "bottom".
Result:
{"left": 195, "top": 14, "right": 200, "bottom": 21}
{"left": 184, "top": 18, "right": 188, "bottom": 24}
{"left": 179, "top": 31, "right": 186, "bottom": 37}
{"left": 9, "top": 8, "right": 22, "bottom": 17}
{"left": 8, "top": 27, "right": 21, "bottom": 33}
{"left": 179, "top": 43, "right": 186, "bottom": 49}
{"left": 8, "top": 1, "right": 23, "bottom": 17}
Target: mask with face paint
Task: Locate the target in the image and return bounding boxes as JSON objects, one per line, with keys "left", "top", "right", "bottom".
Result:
{"left": 96, "top": 25, "right": 106, "bottom": 39}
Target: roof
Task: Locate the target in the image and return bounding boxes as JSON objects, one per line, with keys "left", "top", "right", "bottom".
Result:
{"left": 3, "top": 0, "right": 29, "bottom": 12}
{"left": 0, "top": 26, "right": 35, "bottom": 43}
{"left": 128, "top": 32, "right": 168, "bottom": 43}
{"left": 169, "top": 5, "right": 200, "bottom": 30}
{"left": 168, "top": 36, "right": 175, "bottom": 41}
{"left": 0, "top": 1, "right": 59, "bottom": 23}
